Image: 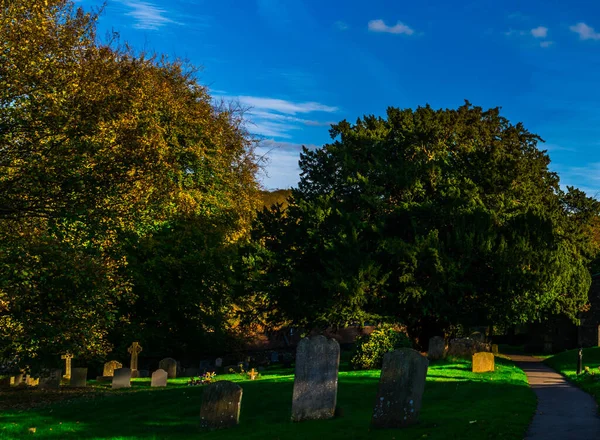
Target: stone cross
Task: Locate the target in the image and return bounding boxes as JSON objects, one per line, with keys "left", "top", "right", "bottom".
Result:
{"left": 128, "top": 342, "right": 143, "bottom": 375}
{"left": 371, "top": 348, "right": 429, "bottom": 428}
{"left": 61, "top": 353, "right": 74, "bottom": 379}
{"left": 248, "top": 368, "right": 258, "bottom": 380}
{"left": 291, "top": 335, "right": 340, "bottom": 422}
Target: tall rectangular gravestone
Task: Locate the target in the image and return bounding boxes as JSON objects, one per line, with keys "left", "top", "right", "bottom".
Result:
{"left": 158, "top": 358, "right": 177, "bottom": 379}
{"left": 70, "top": 368, "right": 87, "bottom": 387}
{"left": 372, "top": 348, "right": 429, "bottom": 428}
{"left": 151, "top": 369, "right": 168, "bottom": 387}
{"left": 112, "top": 367, "right": 131, "bottom": 389}
{"left": 291, "top": 335, "right": 340, "bottom": 422}
{"left": 200, "top": 381, "right": 243, "bottom": 430}
{"left": 427, "top": 336, "right": 445, "bottom": 361}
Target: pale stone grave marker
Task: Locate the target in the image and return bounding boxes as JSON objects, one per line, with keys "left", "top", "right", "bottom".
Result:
{"left": 427, "top": 336, "right": 445, "bottom": 360}
{"left": 158, "top": 358, "right": 177, "bottom": 379}
{"left": 200, "top": 381, "right": 243, "bottom": 430}
{"left": 151, "top": 369, "right": 168, "bottom": 387}
{"left": 472, "top": 352, "right": 495, "bottom": 373}
{"left": 39, "top": 369, "right": 62, "bottom": 389}
{"left": 128, "top": 342, "right": 142, "bottom": 378}
{"left": 112, "top": 367, "right": 132, "bottom": 389}
{"left": 371, "top": 348, "right": 429, "bottom": 428}
{"left": 103, "top": 360, "right": 122, "bottom": 377}
{"left": 70, "top": 368, "right": 87, "bottom": 387}
{"left": 291, "top": 335, "right": 340, "bottom": 422}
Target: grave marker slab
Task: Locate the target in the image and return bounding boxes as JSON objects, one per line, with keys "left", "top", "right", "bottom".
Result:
{"left": 151, "top": 369, "right": 168, "bottom": 387}
{"left": 158, "top": 358, "right": 177, "bottom": 379}
{"left": 10, "top": 374, "right": 23, "bottom": 386}
{"left": 39, "top": 369, "right": 62, "bottom": 389}
{"left": 103, "top": 360, "right": 122, "bottom": 377}
{"left": 291, "top": 335, "right": 340, "bottom": 422}
{"left": 215, "top": 358, "right": 223, "bottom": 368}
{"left": 200, "top": 381, "right": 242, "bottom": 430}
{"left": 70, "top": 368, "right": 87, "bottom": 387}
{"left": 427, "top": 336, "right": 445, "bottom": 360}
{"left": 472, "top": 352, "right": 495, "bottom": 373}
{"left": 371, "top": 348, "right": 429, "bottom": 428}
{"left": 112, "top": 367, "right": 132, "bottom": 389}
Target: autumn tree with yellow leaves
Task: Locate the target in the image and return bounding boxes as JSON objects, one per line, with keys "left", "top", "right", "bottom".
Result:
{"left": 0, "top": 0, "right": 261, "bottom": 371}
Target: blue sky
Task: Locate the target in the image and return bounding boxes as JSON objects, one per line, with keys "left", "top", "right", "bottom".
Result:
{"left": 78, "top": 0, "right": 600, "bottom": 196}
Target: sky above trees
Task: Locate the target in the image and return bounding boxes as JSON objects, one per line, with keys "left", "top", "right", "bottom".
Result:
{"left": 79, "top": 0, "right": 600, "bottom": 196}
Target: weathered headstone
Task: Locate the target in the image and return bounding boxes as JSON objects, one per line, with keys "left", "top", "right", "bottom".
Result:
{"left": 112, "top": 367, "right": 132, "bottom": 389}
{"left": 492, "top": 344, "right": 499, "bottom": 354}
{"left": 427, "top": 336, "right": 445, "bottom": 360}
{"left": 39, "top": 369, "right": 62, "bottom": 389}
{"left": 103, "top": 360, "right": 122, "bottom": 377}
{"left": 61, "top": 353, "right": 74, "bottom": 379}
{"left": 371, "top": 348, "right": 429, "bottom": 428}
{"left": 470, "top": 331, "right": 485, "bottom": 343}
{"left": 70, "top": 368, "right": 88, "bottom": 387}
{"left": 128, "top": 342, "right": 142, "bottom": 378}
{"left": 10, "top": 373, "right": 23, "bottom": 386}
{"left": 215, "top": 358, "right": 223, "bottom": 368}
{"left": 472, "top": 352, "right": 495, "bottom": 373}
{"left": 151, "top": 369, "right": 168, "bottom": 387}
{"left": 158, "top": 358, "right": 177, "bottom": 379}
{"left": 291, "top": 335, "right": 340, "bottom": 422}
{"left": 447, "top": 338, "right": 491, "bottom": 357}
{"left": 200, "top": 381, "right": 243, "bottom": 430}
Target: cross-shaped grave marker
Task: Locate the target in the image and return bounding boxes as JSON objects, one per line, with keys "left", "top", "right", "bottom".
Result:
{"left": 128, "top": 342, "right": 143, "bottom": 377}
{"left": 61, "top": 353, "right": 74, "bottom": 379}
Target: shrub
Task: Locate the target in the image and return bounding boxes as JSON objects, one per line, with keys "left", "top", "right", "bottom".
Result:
{"left": 350, "top": 326, "right": 412, "bottom": 370}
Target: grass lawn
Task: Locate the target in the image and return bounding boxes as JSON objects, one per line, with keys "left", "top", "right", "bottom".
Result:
{"left": 545, "top": 347, "right": 600, "bottom": 404}
{"left": 0, "top": 357, "right": 535, "bottom": 440}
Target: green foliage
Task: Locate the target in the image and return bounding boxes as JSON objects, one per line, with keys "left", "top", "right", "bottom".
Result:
{"left": 248, "top": 102, "right": 600, "bottom": 342}
{"left": 350, "top": 326, "right": 412, "bottom": 370}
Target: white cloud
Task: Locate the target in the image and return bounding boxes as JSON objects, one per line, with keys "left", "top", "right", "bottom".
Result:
{"left": 531, "top": 26, "right": 548, "bottom": 38}
{"left": 368, "top": 19, "right": 414, "bottom": 35}
{"left": 540, "top": 41, "right": 554, "bottom": 48}
{"left": 570, "top": 22, "right": 600, "bottom": 40}
{"left": 335, "top": 21, "right": 349, "bottom": 31}
{"left": 121, "top": 1, "right": 180, "bottom": 30}
{"left": 235, "top": 96, "right": 338, "bottom": 115}
{"left": 257, "top": 141, "right": 321, "bottom": 189}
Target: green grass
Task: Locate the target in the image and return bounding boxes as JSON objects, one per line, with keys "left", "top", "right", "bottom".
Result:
{"left": 0, "top": 358, "right": 535, "bottom": 440}
{"left": 545, "top": 347, "right": 600, "bottom": 404}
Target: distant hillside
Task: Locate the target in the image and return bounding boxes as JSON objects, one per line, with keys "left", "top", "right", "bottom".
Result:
{"left": 260, "top": 189, "right": 292, "bottom": 209}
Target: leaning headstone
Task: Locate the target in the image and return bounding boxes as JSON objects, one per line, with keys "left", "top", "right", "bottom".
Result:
{"left": 70, "top": 368, "right": 88, "bottom": 387}
{"left": 200, "top": 381, "right": 243, "bottom": 430}
{"left": 103, "top": 360, "right": 122, "bottom": 377}
{"left": 427, "top": 336, "right": 445, "bottom": 360}
{"left": 39, "top": 369, "right": 62, "bottom": 389}
{"left": 472, "top": 352, "right": 495, "bottom": 373}
{"left": 128, "top": 342, "right": 142, "bottom": 378}
{"left": 291, "top": 335, "right": 340, "bottom": 422}
{"left": 112, "top": 367, "right": 132, "bottom": 389}
{"left": 371, "top": 348, "right": 429, "bottom": 428}
{"left": 159, "top": 358, "right": 178, "bottom": 379}
{"left": 151, "top": 369, "right": 168, "bottom": 387}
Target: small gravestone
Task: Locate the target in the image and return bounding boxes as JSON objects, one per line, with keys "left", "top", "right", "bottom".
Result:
{"left": 70, "top": 368, "right": 87, "bottom": 387}
{"left": 151, "top": 369, "right": 168, "bottom": 387}
{"left": 25, "top": 375, "right": 39, "bottom": 386}
{"left": 11, "top": 374, "right": 23, "bottom": 386}
{"left": 427, "top": 336, "right": 445, "bottom": 360}
{"left": 200, "top": 381, "right": 243, "bottom": 430}
{"left": 291, "top": 335, "right": 340, "bottom": 422}
{"left": 39, "top": 369, "right": 62, "bottom": 389}
{"left": 472, "top": 352, "right": 495, "bottom": 373}
{"left": 492, "top": 344, "right": 499, "bottom": 354}
{"left": 371, "top": 348, "right": 429, "bottom": 428}
{"left": 215, "top": 358, "right": 223, "bottom": 368}
{"left": 271, "top": 352, "right": 279, "bottom": 363}
{"left": 159, "top": 358, "right": 178, "bottom": 379}
{"left": 112, "top": 367, "right": 132, "bottom": 389}
{"left": 103, "top": 360, "right": 122, "bottom": 377}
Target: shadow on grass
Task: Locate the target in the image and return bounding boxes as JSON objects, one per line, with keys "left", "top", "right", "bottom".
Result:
{"left": 0, "top": 365, "right": 536, "bottom": 440}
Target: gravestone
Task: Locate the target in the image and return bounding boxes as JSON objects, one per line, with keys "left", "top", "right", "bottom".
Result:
{"left": 151, "top": 369, "right": 168, "bottom": 387}
{"left": 200, "top": 381, "right": 243, "bottom": 430}
{"left": 492, "top": 344, "right": 499, "bottom": 354}
{"left": 70, "top": 368, "right": 88, "bottom": 387}
{"left": 112, "top": 367, "right": 132, "bottom": 389}
{"left": 10, "top": 374, "right": 23, "bottom": 386}
{"left": 472, "top": 352, "right": 495, "bottom": 373}
{"left": 371, "top": 348, "right": 429, "bottom": 428}
{"left": 103, "top": 360, "right": 122, "bottom": 377}
{"left": 61, "top": 353, "right": 74, "bottom": 379}
{"left": 470, "top": 331, "right": 485, "bottom": 343}
{"left": 25, "top": 375, "right": 39, "bottom": 386}
{"left": 271, "top": 351, "right": 279, "bottom": 363}
{"left": 291, "top": 335, "right": 340, "bottom": 422}
{"left": 39, "top": 369, "right": 62, "bottom": 389}
{"left": 215, "top": 358, "right": 223, "bottom": 368}
{"left": 158, "top": 358, "right": 177, "bottom": 379}
{"left": 128, "top": 342, "right": 142, "bottom": 378}
{"left": 427, "top": 336, "right": 445, "bottom": 360}
{"left": 248, "top": 368, "right": 259, "bottom": 380}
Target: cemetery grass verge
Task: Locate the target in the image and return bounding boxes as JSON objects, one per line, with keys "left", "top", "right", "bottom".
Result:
{"left": 0, "top": 357, "right": 535, "bottom": 440}
{"left": 545, "top": 347, "right": 600, "bottom": 405}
